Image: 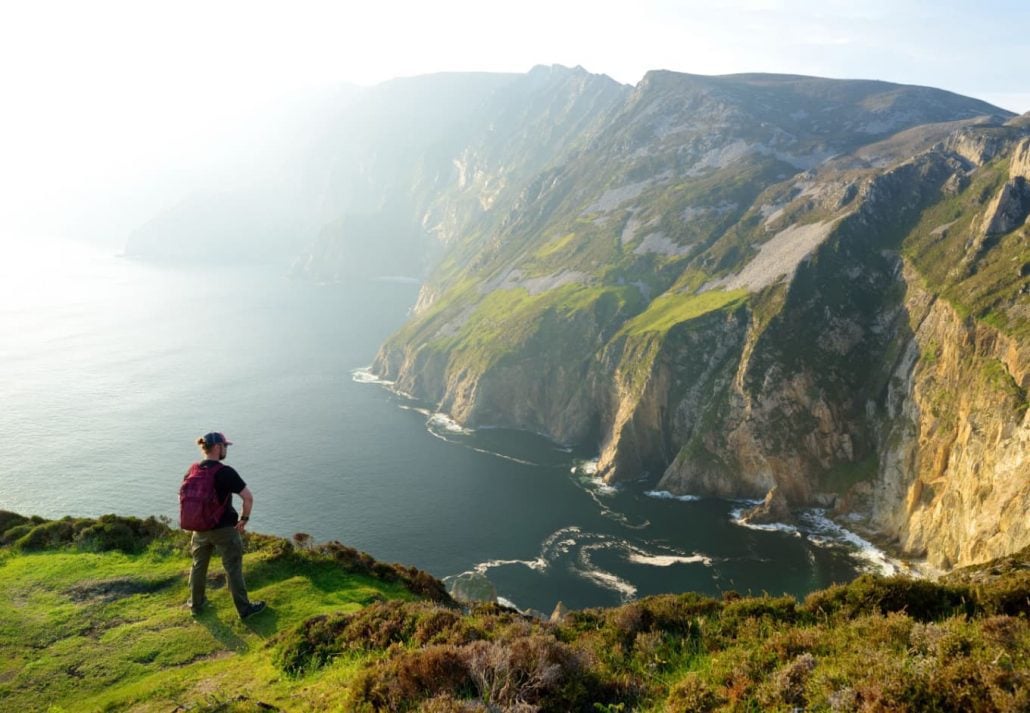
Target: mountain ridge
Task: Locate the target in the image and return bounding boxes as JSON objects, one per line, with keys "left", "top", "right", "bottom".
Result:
{"left": 123, "top": 66, "right": 1028, "bottom": 572}
{"left": 363, "top": 69, "right": 1026, "bottom": 571}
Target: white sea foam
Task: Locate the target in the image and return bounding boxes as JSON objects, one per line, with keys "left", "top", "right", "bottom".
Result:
{"left": 571, "top": 458, "right": 599, "bottom": 476}
{"left": 398, "top": 405, "right": 433, "bottom": 417}
{"left": 352, "top": 366, "right": 418, "bottom": 399}
{"left": 584, "top": 475, "right": 618, "bottom": 496}
{"left": 566, "top": 463, "right": 652, "bottom": 529}
{"left": 420, "top": 412, "right": 541, "bottom": 465}
{"left": 428, "top": 412, "right": 474, "bottom": 435}
{"left": 800, "top": 510, "right": 902, "bottom": 576}
{"left": 728, "top": 503, "right": 906, "bottom": 576}
{"left": 409, "top": 410, "right": 543, "bottom": 465}
{"left": 542, "top": 526, "right": 581, "bottom": 547}
{"left": 582, "top": 485, "right": 649, "bottom": 529}
{"left": 496, "top": 596, "right": 521, "bottom": 611}
{"left": 472, "top": 557, "right": 548, "bottom": 574}
{"left": 577, "top": 543, "right": 638, "bottom": 601}
{"left": 468, "top": 526, "right": 584, "bottom": 579}
{"left": 465, "top": 445, "right": 538, "bottom": 466}
{"left": 424, "top": 415, "right": 543, "bottom": 464}
{"left": 645, "top": 490, "right": 701, "bottom": 502}
{"left": 580, "top": 567, "right": 638, "bottom": 600}
{"left": 351, "top": 366, "right": 394, "bottom": 386}
{"left": 539, "top": 526, "right": 582, "bottom": 560}
{"left": 627, "top": 553, "right": 713, "bottom": 567}
{"left": 555, "top": 538, "right": 578, "bottom": 554}
{"left": 729, "top": 507, "right": 804, "bottom": 537}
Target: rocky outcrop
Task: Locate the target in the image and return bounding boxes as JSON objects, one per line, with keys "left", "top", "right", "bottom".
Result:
{"left": 740, "top": 487, "right": 797, "bottom": 526}
{"left": 1011, "top": 138, "right": 1030, "bottom": 180}
{"left": 448, "top": 572, "right": 498, "bottom": 603}
{"left": 981, "top": 177, "right": 1030, "bottom": 236}
{"left": 945, "top": 127, "right": 1011, "bottom": 167}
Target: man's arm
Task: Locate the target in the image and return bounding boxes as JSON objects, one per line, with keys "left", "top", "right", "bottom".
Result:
{"left": 235, "top": 487, "right": 254, "bottom": 533}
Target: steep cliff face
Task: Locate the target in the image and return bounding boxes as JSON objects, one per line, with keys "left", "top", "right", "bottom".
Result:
{"left": 852, "top": 138, "right": 1030, "bottom": 568}
{"left": 597, "top": 296, "right": 750, "bottom": 483}
{"left": 867, "top": 268, "right": 1029, "bottom": 568}
{"left": 654, "top": 155, "right": 955, "bottom": 503}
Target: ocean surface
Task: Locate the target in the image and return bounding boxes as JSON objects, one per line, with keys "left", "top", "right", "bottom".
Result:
{"left": 0, "top": 239, "right": 896, "bottom": 612}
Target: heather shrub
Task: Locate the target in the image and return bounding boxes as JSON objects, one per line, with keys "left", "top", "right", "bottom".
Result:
{"left": 610, "top": 602, "right": 649, "bottom": 645}
{"left": 1, "top": 523, "right": 34, "bottom": 545}
{"left": 909, "top": 620, "right": 972, "bottom": 658}
{"left": 74, "top": 520, "right": 138, "bottom": 552}
{"left": 763, "top": 625, "right": 823, "bottom": 661}
{"left": 722, "top": 594, "right": 800, "bottom": 624}
{"left": 415, "top": 694, "right": 489, "bottom": 712}
{"left": 631, "top": 630, "right": 665, "bottom": 666}
{"left": 641, "top": 592, "right": 722, "bottom": 631}
{"left": 0, "top": 510, "right": 35, "bottom": 537}
{"left": 706, "top": 646, "right": 778, "bottom": 707}
{"left": 758, "top": 652, "right": 817, "bottom": 709}
{"left": 562, "top": 594, "right": 714, "bottom": 676}
{"left": 274, "top": 612, "right": 352, "bottom": 675}
{"left": 350, "top": 645, "right": 475, "bottom": 711}
{"left": 803, "top": 574, "right": 974, "bottom": 621}
{"left": 275, "top": 601, "right": 474, "bottom": 675}
{"left": 665, "top": 672, "right": 723, "bottom": 712}
{"left": 978, "top": 614, "right": 1027, "bottom": 650}
{"left": 973, "top": 571, "right": 1030, "bottom": 616}
{"left": 349, "top": 633, "right": 610, "bottom": 712}
{"left": 464, "top": 635, "right": 589, "bottom": 710}
{"left": 413, "top": 608, "right": 473, "bottom": 646}
{"left": 78, "top": 514, "right": 170, "bottom": 553}
{"left": 341, "top": 600, "right": 425, "bottom": 650}
{"left": 2, "top": 513, "right": 171, "bottom": 554}
{"left": 13, "top": 519, "right": 77, "bottom": 550}
{"left": 717, "top": 594, "right": 802, "bottom": 641}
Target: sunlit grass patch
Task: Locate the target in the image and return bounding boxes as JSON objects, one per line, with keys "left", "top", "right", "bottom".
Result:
{"left": 618, "top": 289, "right": 748, "bottom": 337}
{"left": 0, "top": 514, "right": 442, "bottom": 712}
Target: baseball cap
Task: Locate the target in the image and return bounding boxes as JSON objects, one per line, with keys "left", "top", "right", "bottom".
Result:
{"left": 202, "top": 432, "right": 234, "bottom": 447}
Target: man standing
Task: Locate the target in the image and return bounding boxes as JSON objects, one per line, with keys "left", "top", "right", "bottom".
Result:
{"left": 182, "top": 432, "right": 266, "bottom": 620}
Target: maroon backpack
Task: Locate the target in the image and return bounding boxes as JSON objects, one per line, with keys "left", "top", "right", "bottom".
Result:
{"left": 179, "top": 462, "right": 228, "bottom": 531}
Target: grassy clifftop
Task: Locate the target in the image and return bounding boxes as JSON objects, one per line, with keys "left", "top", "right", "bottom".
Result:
{"left": 0, "top": 512, "right": 444, "bottom": 712}
{"left": 1, "top": 511, "right": 1028, "bottom": 712}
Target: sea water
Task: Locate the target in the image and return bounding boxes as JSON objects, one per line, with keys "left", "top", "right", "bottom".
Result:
{"left": 0, "top": 239, "right": 892, "bottom": 612}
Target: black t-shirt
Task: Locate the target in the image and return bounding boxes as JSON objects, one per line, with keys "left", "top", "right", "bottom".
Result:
{"left": 196, "top": 460, "right": 247, "bottom": 529}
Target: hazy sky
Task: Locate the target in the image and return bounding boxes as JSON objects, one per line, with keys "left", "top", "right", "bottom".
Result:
{"left": 1, "top": 0, "right": 1027, "bottom": 241}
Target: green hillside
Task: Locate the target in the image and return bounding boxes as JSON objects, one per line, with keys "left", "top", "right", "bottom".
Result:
{"left": 1, "top": 512, "right": 1027, "bottom": 712}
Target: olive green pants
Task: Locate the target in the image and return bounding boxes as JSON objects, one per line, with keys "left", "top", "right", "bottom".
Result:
{"left": 189, "top": 527, "right": 251, "bottom": 615}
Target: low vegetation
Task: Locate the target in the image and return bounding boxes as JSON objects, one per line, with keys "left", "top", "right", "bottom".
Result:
{"left": 1, "top": 511, "right": 1027, "bottom": 711}
{"left": 903, "top": 157, "right": 1029, "bottom": 339}
{"left": 617, "top": 289, "right": 749, "bottom": 338}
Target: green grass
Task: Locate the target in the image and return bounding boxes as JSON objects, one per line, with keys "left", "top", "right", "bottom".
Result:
{"left": 428, "top": 283, "right": 642, "bottom": 374}
{"left": 533, "top": 231, "right": 578, "bottom": 259}
{"left": 618, "top": 289, "right": 749, "bottom": 337}
{"left": 0, "top": 518, "right": 423, "bottom": 712}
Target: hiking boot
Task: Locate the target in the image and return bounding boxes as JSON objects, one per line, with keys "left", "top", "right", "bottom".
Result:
{"left": 186, "top": 599, "right": 209, "bottom": 616}
{"left": 240, "top": 601, "right": 267, "bottom": 620}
